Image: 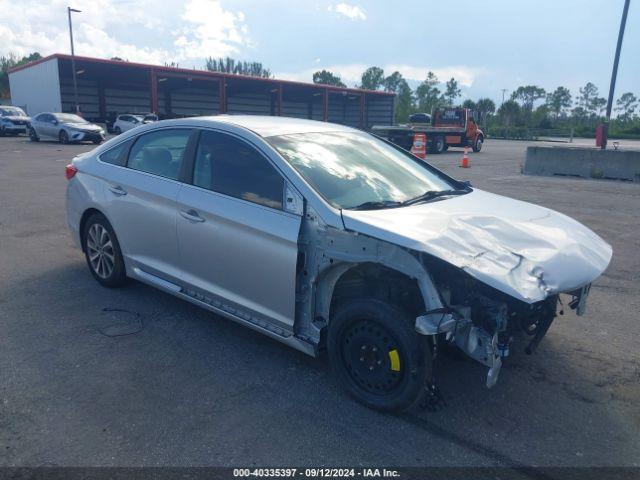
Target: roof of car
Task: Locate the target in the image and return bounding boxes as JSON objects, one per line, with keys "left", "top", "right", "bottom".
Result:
{"left": 197, "top": 115, "right": 358, "bottom": 138}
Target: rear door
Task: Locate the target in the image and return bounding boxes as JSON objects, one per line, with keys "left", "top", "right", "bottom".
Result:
{"left": 38, "top": 114, "right": 57, "bottom": 139}
{"left": 102, "top": 127, "right": 196, "bottom": 284}
{"left": 176, "top": 129, "right": 302, "bottom": 330}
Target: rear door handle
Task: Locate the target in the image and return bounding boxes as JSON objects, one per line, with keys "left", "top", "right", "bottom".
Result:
{"left": 180, "top": 209, "right": 205, "bottom": 223}
{"left": 108, "top": 185, "right": 127, "bottom": 196}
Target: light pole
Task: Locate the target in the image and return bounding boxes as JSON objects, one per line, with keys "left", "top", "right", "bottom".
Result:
{"left": 602, "top": 0, "right": 631, "bottom": 149}
{"left": 501, "top": 89, "right": 508, "bottom": 106}
{"left": 67, "top": 6, "right": 81, "bottom": 114}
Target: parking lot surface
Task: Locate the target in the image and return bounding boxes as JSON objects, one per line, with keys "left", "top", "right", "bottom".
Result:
{"left": 1, "top": 135, "right": 639, "bottom": 468}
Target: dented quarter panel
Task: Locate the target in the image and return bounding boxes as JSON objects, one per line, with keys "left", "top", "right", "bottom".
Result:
{"left": 340, "top": 189, "right": 612, "bottom": 303}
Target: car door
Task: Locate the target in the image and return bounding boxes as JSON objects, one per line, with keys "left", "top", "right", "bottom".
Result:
{"left": 102, "top": 127, "right": 196, "bottom": 285}
{"left": 35, "top": 114, "right": 55, "bottom": 139}
{"left": 176, "top": 129, "right": 302, "bottom": 330}
{"left": 121, "top": 116, "right": 133, "bottom": 131}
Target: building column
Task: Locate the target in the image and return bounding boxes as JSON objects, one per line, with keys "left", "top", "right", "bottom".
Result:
{"left": 97, "top": 81, "right": 106, "bottom": 121}
{"left": 360, "top": 93, "right": 366, "bottom": 128}
{"left": 277, "top": 84, "right": 283, "bottom": 116}
{"left": 150, "top": 68, "right": 158, "bottom": 114}
{"left": 219, "top": 79, "right": 227, "bottom": 114}
{"left": 323, "top": 88, "right": 329, "bottom": 122}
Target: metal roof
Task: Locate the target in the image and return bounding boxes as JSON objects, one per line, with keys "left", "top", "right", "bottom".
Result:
{"left": 8, "top": 53, "right": 394, "bottom": 97}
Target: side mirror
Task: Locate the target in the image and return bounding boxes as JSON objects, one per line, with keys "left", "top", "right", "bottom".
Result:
{"left": 52, "top": 120, "right": 59, "bottom": 125}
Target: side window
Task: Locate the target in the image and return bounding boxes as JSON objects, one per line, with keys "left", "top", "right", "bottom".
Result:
{"left": 193, "top": 130, "right": 284, "bottom": 210}
{"left": 99, "top": 140, "right": 131, "bottom": 166}
{"left": 127, "top": 129, "right": 191, "bottom": 180}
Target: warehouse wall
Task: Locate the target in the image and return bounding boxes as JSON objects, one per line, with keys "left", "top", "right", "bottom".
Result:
{"left": 59, "top": 77, "right": 100, "bottom": 117}
{"left": 366, "top": 95, "right": 394, "bottom": 128}
{"left": 8, "top": 58, "right": 62, "bottom": 115}
{"left": 160, "top": 86, "right": 219, "bottom": 117}
{"left": 227, "top": 92, "right": 272, "bottom": 116}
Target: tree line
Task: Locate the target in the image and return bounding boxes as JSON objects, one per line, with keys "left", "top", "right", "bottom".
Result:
{"left": 312, "top": 67, "right": 495, "bottom": 124}
{"left": 312, "top": 66, "right": 639, "bottom": 138}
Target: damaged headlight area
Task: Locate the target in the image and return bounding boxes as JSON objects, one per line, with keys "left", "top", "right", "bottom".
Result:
{"left": 414, "top": 255, "right": 585, "bottom": 388}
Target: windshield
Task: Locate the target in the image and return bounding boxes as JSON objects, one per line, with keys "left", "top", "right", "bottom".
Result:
{"left": 55, "top": 113, "right": 88, "bottom": 124}
{"left": 0, "top": 106, "right": 26, "bottom": 116}
{"left": 268, "top": 131, "right": 457, "bottom": 209}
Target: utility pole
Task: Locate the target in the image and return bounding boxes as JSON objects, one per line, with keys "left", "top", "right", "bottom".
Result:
{"left": 67, "top": 6, "right": 82, "bottom": 115}
{"left": 602, "top": 0, "right": 631, "bottom": 149}
{"left": 501, "top": 89, "right": 508, "bottom": 106}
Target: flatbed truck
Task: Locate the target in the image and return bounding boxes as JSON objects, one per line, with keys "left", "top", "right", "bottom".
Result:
{"left": 372, "top": 107, "right": 484, "bottom": 154}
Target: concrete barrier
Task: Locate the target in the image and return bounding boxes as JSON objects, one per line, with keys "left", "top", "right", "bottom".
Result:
{"left": 524, "top": 146, "right": 640, "bottom": 182}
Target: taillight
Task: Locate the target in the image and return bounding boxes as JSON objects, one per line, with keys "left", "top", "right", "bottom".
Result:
{"left": 65, "top": 164, "right": 78, "bottom": 180}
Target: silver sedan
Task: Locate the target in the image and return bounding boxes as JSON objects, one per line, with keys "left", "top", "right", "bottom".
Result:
{"left": 65, "top": 116, "right": 611, "bottom": 411}
{"left": 30, "top": 112, "right": 105, "bottom": 144}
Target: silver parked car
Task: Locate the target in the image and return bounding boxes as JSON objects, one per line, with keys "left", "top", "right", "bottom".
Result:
{"left": 30, "top": 112, "right": 105, "bottom": 144}
{"left": 65, "top": 116, "right": 612, "bottom": 411}
{"left": 0, "top": 106, "right": 30, "bottom": 136}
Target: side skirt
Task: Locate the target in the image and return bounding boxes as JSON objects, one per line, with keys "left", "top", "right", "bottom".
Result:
{"left": 130, "top": 267, "right": 317, "bottom": 357}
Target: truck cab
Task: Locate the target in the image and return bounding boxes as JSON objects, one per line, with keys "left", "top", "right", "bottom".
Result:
{"left": 431, "top": 107, "right": 484, "bottom": 153}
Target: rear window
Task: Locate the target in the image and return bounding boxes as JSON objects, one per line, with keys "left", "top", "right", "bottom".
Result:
{"left": 99, "top": 140, "right": 131, "bottom": 166}
{"left": 127, "top": 129, "right": 192, "bottom": 180}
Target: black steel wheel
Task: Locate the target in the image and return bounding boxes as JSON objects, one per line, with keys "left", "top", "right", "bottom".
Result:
{"left": 473, "top": 136, "right": 483, "bottom": 152}
{"left": 328, "top": 298, "right": 431, "bottom": 412}
{"left": 433, "top": 136, "right": 445, "bottom": 154}
{"left": 114, "top": 126, "right": 122, "bottom": 135}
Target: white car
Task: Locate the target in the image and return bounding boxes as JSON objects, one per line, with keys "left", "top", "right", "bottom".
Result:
{"left": 0, "top": 106, "right": 30, "bottom": 136}
{"left": 112, "top": 114, "right": 145, "bottom": 134}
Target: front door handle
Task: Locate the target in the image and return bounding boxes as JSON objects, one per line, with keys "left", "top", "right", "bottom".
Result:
{"left": 108, "top": 185, "right": 127, "bottom": 196}
{"left": 180, "top": 209, "right": 205, "bottom": 223}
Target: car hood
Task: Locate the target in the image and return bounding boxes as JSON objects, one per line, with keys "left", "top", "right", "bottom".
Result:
{"left": 66, "top": 122, "right": 102, "bottom": 131}
{"left": 340, "top": 189, "right": 612, "bottom": 303}
{"left": 3, "top": 115, "right": 30, "bottom": 122}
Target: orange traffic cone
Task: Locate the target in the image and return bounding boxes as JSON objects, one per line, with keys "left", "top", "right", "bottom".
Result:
{"left": 411, "top": 133, "right": 427, "bottom": 159}
{"left": 459, "top": 146, "right": 470, "bottom": 168}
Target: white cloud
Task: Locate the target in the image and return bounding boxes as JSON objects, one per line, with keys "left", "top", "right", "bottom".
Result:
{"left": 328, "top": 3, "right": 367, "bottom": 21}
{"left": 0, "top": 0, "right": 251, "bottom": 66}
{"left": 174, "top": 0, "right": 251, "bottom": 61}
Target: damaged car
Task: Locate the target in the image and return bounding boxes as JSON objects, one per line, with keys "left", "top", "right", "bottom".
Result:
{"left": 65, "top": 116, "right": 612, "bottom": 412}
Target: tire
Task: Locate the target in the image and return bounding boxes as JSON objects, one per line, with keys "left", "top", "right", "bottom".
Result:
{"left": 92, "top": 139, "right": 103, "bottom": 145}
{"left": 29, "top": 127, "right": 39, "bottom": 142}
{"left": 442, "top": 145, "right": 449, "bottom": 152}
{"left": 0, "top": 125, "right": 5, "bottom": 137}
{"left": 59, "top": 130, "right": 69, "bottom": 144}
{"left": 114, "top": 126, "right": 122, "bottom": 135}
{"left": 327, "top": 298, "right": 432, "bottom": 412}
{"left": 432, "top": 136, "right": 445, "bottom": 154}
{"left": 82, "top": 213, "right": 127, "bottom": 288}
{"left": 473, "top": 136, "right": 483, "bottom": 152}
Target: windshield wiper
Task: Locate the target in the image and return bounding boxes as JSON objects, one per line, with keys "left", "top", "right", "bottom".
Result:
{"left": 401, "top": 189, "right": 469, "bottom": 206}
{"left": 349, "top": 200, "right": 402, "bottom": 211}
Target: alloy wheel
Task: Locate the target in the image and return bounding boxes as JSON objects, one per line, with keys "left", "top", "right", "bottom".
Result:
{"left": 86, "top": 224, "right": 115, "bottom": 279}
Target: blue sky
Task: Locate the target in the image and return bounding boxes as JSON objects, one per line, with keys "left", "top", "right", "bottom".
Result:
{"left": 2, "top": 0, "right": 637, "bottom": 106}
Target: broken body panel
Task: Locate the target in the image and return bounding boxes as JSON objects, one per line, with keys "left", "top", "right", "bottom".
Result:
{"left": 296, "top": 188, "right": 611, "bottom": 387}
